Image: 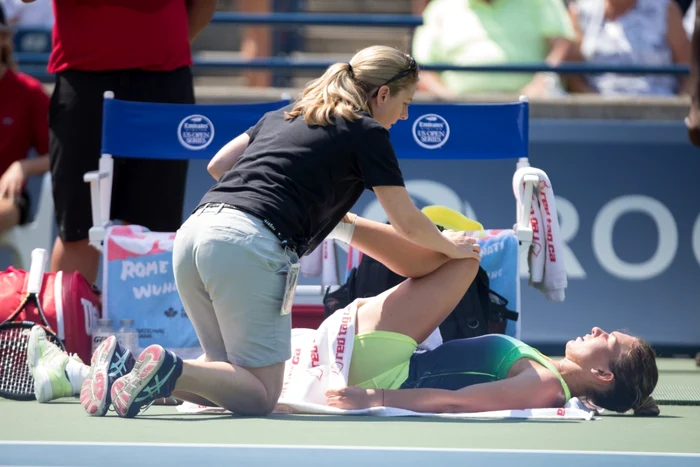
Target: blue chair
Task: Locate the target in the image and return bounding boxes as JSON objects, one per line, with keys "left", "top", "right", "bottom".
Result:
{"left": 389, "top": 98, "right": 538, "bottom": 245}
{"left": 385, "top": 98, "right": 541, "bottom": 339}
{"left": 83, "top": 91, "right": 290, "bottom": 249}
{"left": 86, "top": 94, "right": 540, "bottom": 347}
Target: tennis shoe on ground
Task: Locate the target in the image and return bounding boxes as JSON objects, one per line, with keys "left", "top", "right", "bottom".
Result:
{"left": 111, "top": 345, "right": 183, "bottom": 418}
{"left": 26, "top": 326, "right": 81, "bottom": 403}
{"left": 80, "top": 335, "right": 135, "bottom": 416}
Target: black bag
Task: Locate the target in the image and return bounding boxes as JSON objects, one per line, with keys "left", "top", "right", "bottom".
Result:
{"left": 323, "top": 253, "right": 519, "bottom": 342}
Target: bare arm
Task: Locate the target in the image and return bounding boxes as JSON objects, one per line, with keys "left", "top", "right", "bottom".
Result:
{"left": 19, "top": 155, "right": 49, "bottom": 176}
{"left": 327, "top": 369, "right": 562, "bottom": 413}
{"left": 563, "top": 6, "right": 597, "bottom": 94}
{"left": 342, "top": 215, "right": 453, "bottom": 278}
{"left": 372, "top": 186, "right": 473, "bottom": 259}
{"left": 520, "top": 36, "right": 575, "bottom": 96}
{"left": 0, "top": 155, "right": 49, "bottom": 199}
{"left": 667, "top": 0, "right": 691, "bottom": 94}
{"left": 207, "top": 133, "right": 250, "bottom": 180}
{"left": 185, "top": 0, "right": 217, "bottom": 44}
{"left": 686, "top": 0, "right": 700, "bottom": 145}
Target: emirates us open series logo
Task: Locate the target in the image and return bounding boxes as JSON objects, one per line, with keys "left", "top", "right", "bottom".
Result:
{"left": 177, "top": 114, "right": 215, "bottom": 150}
{"left": 412, "top": 113, "right": 450, "bottom": 149}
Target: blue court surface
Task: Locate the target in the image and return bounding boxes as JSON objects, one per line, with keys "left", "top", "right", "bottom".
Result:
{"left": 1, "top": 443, "right": 700, "bottom": 467}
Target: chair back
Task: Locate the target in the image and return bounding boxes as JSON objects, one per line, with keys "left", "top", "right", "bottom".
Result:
{"left": 389, "top": 101, "right": 529, "bottom": 160}
{"left": 101, "top": 97, "right": 290, "bottom": 160}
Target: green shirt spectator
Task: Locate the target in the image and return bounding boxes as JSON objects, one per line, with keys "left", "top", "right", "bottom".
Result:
{"left": 413, "top": 0, "right": 576, "bottom": 98}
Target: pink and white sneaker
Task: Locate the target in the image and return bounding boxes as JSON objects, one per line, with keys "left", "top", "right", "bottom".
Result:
{"left": 80, "top": 336, "right": 135, "bottom": 416}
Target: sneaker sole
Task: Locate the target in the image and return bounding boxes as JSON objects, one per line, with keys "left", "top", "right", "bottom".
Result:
{"left": 80, "top": 336, "right": 117, "bottom": 416}
{"left": 27, "top": 327, "right": 52, "bottom": 403}
{"left": 111, "top": 345, "right": 165, "bottom": 418}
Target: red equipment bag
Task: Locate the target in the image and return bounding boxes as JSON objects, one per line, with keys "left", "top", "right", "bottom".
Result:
{"left": 0, "top": 267, "right": 102, "bottom": 363}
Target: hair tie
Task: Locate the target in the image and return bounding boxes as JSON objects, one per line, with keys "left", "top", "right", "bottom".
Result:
{"left": 347, "top": 63, "right": 354, "bottom": 77}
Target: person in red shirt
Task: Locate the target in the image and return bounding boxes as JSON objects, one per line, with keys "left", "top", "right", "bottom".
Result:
{"left": 0, "top": 4, "right": 50, "bottom": 235}
{"left": 20, "top": 0, "right": 216, "bottom": 284}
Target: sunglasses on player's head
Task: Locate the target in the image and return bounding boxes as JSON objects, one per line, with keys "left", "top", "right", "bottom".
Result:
{"left": 372, "top": 56, "right": 418, "bottom": 98}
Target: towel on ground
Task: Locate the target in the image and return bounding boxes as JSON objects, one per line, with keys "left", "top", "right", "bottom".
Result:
{"left": 176, "top": 397, "right": 597, "bottom": 421}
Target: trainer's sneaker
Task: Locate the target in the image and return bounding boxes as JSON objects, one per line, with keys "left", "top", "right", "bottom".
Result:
{"left": 26, "top": 326, "right": 81, "bottom": 403}
{"left": 80, "top": 335, "right": 135, "bottom": 416}
{"left": 111, "top": 345, "right": 183, "bottom": 418}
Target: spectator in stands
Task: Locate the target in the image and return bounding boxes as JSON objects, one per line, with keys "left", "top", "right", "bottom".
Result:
{"left": 566, "top": 0, "right": 690, "bottom": 96}
{"left": 18, "top": 0, "right": 216, "bottom": 284}
{"left": 239, "top": 0, "right": 272, "bottom": 87}
{"left": 684, "top": 0, "right": 696, "bottom": 37}
{"left": 412, "top": 0, "right": 431, "bottom": 14}
{"left": 0, "top": 3, "right": 49, "bottom": 235}
{"left": 412, "top": 0, "right": 576, "bottom": 99}
{"left": 688, "top": 0, "right": 700, "bottom": 143}
{"left": 0, "top": 0, "right": 53, "bottom": 28}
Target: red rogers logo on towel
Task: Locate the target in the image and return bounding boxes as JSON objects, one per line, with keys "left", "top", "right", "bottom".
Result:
{"left": 279, "top": 301, "right": 358, "bottom": 406}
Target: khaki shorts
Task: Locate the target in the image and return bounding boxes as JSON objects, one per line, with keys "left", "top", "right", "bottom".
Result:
{"left": 172, "top": 203, "right": 298, "bottom": 368}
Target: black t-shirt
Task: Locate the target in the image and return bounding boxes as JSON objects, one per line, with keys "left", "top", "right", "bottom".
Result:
{"left": 198, "top": 105, "right": 405, "bottom": 256}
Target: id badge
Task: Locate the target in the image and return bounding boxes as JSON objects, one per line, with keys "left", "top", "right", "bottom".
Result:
{"left": 281, "top": 262, "right": 301, "bottom": 316}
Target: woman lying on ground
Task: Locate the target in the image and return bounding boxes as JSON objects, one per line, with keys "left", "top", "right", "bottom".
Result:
{"left": 26, "top": 212, "right": 658, "bottom": 416}
{"left": 318, "top": 214, "right": 659, "bottom": 416}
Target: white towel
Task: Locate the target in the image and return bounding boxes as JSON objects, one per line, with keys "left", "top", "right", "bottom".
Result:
{"left": 416, "top": 327, "right": 443, "bottom": 351}
{"left": 527, "top": 188, "right": 546, "bottom": 284}
{"left": 321, "top": 239, "right": 338, "bottom": 287}
{"left": 177, "top": 397, "right": 597, "bottom": 421}
{"left": 299, "top": 239, "right": 339, "bottom": 287}
{"left": 300, "top": 242, "right": 323, "bottom": 278}
{"left": 278, "top": 300, "right": 357, "bottom": 406}
{"left": 513, "top": 167, "right": 568, "bottom": 302}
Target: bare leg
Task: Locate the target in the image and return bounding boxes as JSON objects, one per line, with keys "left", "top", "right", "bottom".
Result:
{"left": 356, "top": 258, "right": 480, "bottom": 344}
{"left": 171, "top": 390, "right": 217, "bottom": 407}
{"left": 240, "top": 0, "right": 272, "bottom": 87}
{"left": 50, "top": 237, "right": 100, "bottom": 284}
{"left": 0, "top": 198, "right": 20, "bottom": 234}
{"left": 349, "top": 216, "right": 452, "bottom": 278}
{"left": 173, "top": 361, "right": 284, "bottom": 416}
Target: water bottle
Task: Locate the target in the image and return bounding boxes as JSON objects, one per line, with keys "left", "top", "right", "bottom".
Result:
{"left": 92, "top": 318, "right": 115, "bottom": 354}
{"left": 116, "top": 319, "right": 140, "bottom": 358}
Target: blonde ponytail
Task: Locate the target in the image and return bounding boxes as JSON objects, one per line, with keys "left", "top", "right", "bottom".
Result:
{"left": 285, "top": 45, "right": 419, "bottom": 127}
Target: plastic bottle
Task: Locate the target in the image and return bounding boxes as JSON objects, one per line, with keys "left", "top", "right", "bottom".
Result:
{"left": 92, "top": 318, "right": 115, "bottom": 355}
{"left": 116, "top": 319, "right": 140, "bottom": 358}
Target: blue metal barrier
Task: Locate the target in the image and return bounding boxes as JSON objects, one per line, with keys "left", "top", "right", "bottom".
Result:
{"left": 209, "top": 12, "right": 423, "bottom": 27}
{"left": 15, "top": 52, "right": 691, "bottom": 76}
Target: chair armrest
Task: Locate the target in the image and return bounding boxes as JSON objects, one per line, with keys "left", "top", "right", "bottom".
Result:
{"left": 83, "top": 170, "right": 108, "bottom": 183}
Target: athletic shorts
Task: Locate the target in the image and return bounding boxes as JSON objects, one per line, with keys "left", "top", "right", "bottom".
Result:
{"left": 49, "top": 67, "right": 194, "bottom": 242}
{"left": 172, "top": 203, "right": 299, "bottom": 368}
{"left": 348, "top": 331, "right": 417, "bottom": 389}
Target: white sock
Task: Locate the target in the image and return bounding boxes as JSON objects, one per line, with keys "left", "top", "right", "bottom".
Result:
{"left": 65, "top": 358, "right": 90, "bottom": 395}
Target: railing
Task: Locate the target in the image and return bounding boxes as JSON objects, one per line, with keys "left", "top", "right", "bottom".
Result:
{"left": 209, "top": 12, "right": 423, "bottom": 27}
{"left": 12, "top": 12, "right": 691, "bottom": 78}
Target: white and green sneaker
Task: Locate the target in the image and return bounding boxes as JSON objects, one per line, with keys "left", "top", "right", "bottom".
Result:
{"left": 26, "top": 326, "right": 83, "bottom": 403}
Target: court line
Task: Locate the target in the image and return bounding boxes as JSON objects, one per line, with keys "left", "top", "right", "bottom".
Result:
{"left": 1, "top": 441, "right": 698, "bottom": 458}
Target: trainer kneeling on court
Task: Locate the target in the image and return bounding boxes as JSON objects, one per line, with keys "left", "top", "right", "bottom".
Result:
{"left": 74, "top": 45, "right": 482, "bottom": 418}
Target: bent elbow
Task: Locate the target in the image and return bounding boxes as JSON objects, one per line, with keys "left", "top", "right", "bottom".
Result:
{"left": 207, "top": 160, "right": 222, "bottom": 181}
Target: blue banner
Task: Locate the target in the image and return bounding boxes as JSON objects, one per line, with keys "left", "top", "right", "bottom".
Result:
{"left": 103, "top": 226, "right": 200, "bottom": 357}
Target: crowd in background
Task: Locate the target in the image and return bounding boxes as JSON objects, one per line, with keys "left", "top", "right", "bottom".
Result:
{"left": 0, "top": 0, "right": 698, "bottom": 274}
